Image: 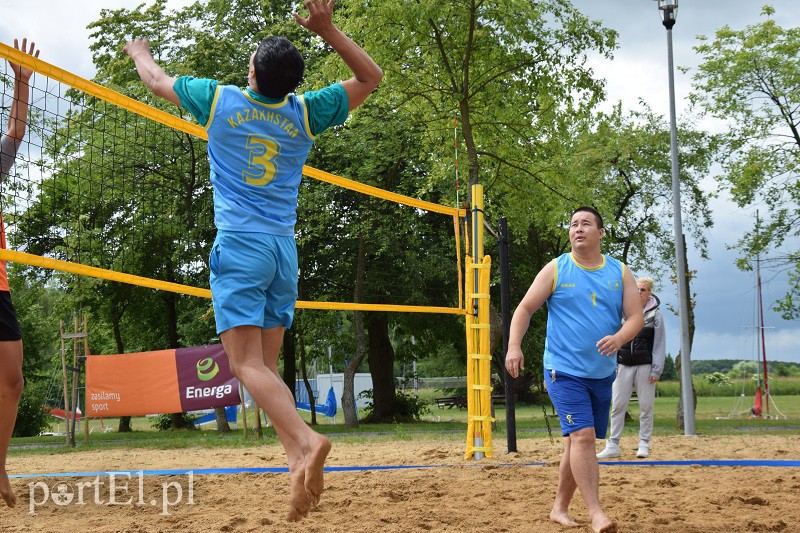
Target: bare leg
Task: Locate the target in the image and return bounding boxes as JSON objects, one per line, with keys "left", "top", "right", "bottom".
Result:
{"left": 259, "top": 327, "right": 325, "bottom": 519}
{"left": 550, "top": 436, "right": 579, "bottom": 527}
{"left": 567, "top": 427, "right": 617, "bottom": 533}
{"left": 222, "top": 326, "right": 329, "bottom": 521}
{"left": 0, "top": 340, "right": 23, "bottom": 508}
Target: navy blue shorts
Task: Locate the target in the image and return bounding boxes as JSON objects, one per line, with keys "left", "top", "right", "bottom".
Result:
{"left": 545, "top": 368, "right": 615, "bottom": 438}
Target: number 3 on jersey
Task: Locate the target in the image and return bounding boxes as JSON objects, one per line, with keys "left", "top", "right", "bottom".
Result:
{"left": 243, "top": 134, "right": 280, "bottom": 186}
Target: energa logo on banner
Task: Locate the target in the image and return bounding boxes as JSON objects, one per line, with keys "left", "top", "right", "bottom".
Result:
{"left": 196, "top": 358, "right": 220, "bottom": 381}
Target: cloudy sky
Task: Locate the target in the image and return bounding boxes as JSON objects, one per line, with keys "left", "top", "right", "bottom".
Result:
{"left": 567, "top": 0, "right": 800, "bottom": 364}
{"left": 1, "top": 1, "right": 799, "bottom": 362}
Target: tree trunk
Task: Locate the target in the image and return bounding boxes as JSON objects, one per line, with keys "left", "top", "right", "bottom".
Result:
{"left": 676, "top": 235, "right": 697, "bottom": 430}
{"left": 458, "top": 84, "right": 480, "bottom": 191}
{"left": 163, "top": 287, "right": 188, "bottom": 430}
{"left": 297, "top": 318, "right": 316, "bottom": 425}
{"left": 366, "top": 313, "right": 396, "bottom": 422}
{"left": 214, "top": 407, "right": 231, "bottom": 432}
{"left": 343, "top": 233, "right": 367, "bottom": 427}
{"left": 112, "top": 317, "right": 132, "bottom": 433}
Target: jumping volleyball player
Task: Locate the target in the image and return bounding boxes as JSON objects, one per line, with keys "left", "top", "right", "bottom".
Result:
{"left": 0, "top": 37, "right": 40, "bottom": 509}
{"left": 124, "top": 0, "right": 381, "bottom": 521}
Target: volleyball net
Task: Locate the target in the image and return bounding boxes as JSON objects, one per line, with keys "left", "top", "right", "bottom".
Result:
{"left": 0, "top": 42, "right": 493, "bottom": 457}
{"left": 0, "top": 41, "right": 466, "bottom": 314}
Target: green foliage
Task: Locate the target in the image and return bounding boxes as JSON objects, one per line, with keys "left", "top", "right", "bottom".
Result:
{"left": 13, "top": 383, "right": 51, "bottom": 438}
{"left": 149, "top": 413, "right": 199, "bottom": 431}
{"left": 1, "top": 0, "right": 730, "bottom": 426}
{"left": 691, "top": 359, "right": 745, "bottom": 375}
{"left": 565, "top": 103, "right": 715, "bottom": 271}
{"left": 689, "top": 7, "right": 800, "bottom": 318}
{"left": 774, "top": 363, "right": 795, "bottom": 377}
{"left": 661, "top": 354, "right": 679, "bottom": 381}
{"left": 358, "top": 389, "right": 430, "bottom": 422}
{"left": 657, "top": 375, "right": 800, "bottom": 397}
{"left": 8, "top": 268, "right": 60, "bottom": 379}
{"left": 704, "top": 372, "right": 733, "bottom": 387}
{"left": 728, "top": 360, "right": 759, "bottom": 378}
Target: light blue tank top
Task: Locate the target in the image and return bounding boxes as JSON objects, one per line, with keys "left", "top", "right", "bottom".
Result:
{"left": 543, "top": 253, "right": 626, "bottom": 378}
{"left": 205, "top": 85, "right": 315, "bottom": 235}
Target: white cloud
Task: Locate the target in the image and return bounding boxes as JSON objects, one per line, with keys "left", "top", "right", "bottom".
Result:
{"left": 0, "top": 1, "right": 195, "bottom": 78}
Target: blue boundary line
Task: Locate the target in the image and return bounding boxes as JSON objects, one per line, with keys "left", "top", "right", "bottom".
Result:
{"left": 600, "top": 459, "right": 800, "bottom": 467}
{"left": 10, "top": 462, "right": 547, "bottom": 479}
{"left": 10, "top": 459, "right": 799, "bottom": 480}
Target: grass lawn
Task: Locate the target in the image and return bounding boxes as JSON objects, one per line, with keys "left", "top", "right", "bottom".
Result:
{"left": 10, "top": 392, "right": 799, "bottom": 455}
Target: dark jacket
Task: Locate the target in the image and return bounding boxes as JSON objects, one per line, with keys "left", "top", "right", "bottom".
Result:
{"left": 617, "top": 295, "right": 664, "bottom": 374}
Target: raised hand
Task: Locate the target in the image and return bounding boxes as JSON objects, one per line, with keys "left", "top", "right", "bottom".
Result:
{"left": 9, "top": 38, "right": 39, "bottom": 83}
{"left": 123, "top": 38, "right": 152, "bottom": 60}
{"left": 293, "top": 0, "right": 336, "bottom": 37}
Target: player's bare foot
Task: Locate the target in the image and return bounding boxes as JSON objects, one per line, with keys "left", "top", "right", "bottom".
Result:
{"left": 304, "top": 434, "right": 331, "bottom": 506}
{"left": 287, "top": 469, "right": 312, "bottom": 522}
{"left": 0, "top": 469, "right": 16, "bottom": 508}
{"left": 592, "top": 515, "right": 618, "bottom": 533}
{"left": 549, "top": 510, "right": 578, "bottom": 527}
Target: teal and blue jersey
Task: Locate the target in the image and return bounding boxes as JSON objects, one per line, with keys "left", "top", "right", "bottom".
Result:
{"left": 543, "top": 253, "right": 627, "bottom": 378}
{"left": 173, "top": 77, "right": 348, "bottom": 235}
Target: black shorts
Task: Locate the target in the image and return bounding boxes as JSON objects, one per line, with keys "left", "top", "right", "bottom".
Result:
{"left": 0, "top": 290, "right": 22, "bottom": 341}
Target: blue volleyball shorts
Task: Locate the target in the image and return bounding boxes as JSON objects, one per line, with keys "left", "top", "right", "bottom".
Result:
{"left": 544, "top": 368, "right": 616, "bottom": 438}
{"left": 209, "top": 230, "right": 298, "bottom": 334}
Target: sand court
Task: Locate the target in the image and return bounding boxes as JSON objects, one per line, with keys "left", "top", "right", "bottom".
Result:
{"left": 1, "top": 434, "right": 798, "bottom": 532}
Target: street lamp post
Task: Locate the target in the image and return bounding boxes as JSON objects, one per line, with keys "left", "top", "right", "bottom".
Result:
{"left": 655, "top": 0, "right": 695, "bottom": 435}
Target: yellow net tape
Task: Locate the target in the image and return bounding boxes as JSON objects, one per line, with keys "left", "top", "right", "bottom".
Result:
{"left": 0, "top": 249, "right": 466, "bottom": 315}
{"left": 0, "top": 42, "right": 466, "bottom": 218}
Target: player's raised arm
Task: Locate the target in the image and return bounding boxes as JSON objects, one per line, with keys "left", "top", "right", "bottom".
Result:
{"left": 294, "top": 0, "right": 382, "bottom": 110}
{"left": 123, "top": 39, "right": 181, "bottom": 107}
{"left": 6, "top": 38, "right": 39, "bottom": 144}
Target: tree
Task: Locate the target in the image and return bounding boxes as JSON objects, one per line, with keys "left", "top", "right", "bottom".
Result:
{"left": 689, "top": 6, "right": 800, "bottom": 318}
{"left": 661, "top": 354, "right": 678, "bottom": 381}
{"left": 563, "top": 103, "right": 715, "bottom": 273}
{"left": 337, "top": 0, "right": 620, "bottom": 399}
{"left": 346, "top": 0, "right": 615, "bottom": 195}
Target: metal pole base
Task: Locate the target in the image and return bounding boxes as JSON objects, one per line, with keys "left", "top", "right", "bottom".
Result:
{"left": 474, "top": 437, "right": 484, "bottom": 460}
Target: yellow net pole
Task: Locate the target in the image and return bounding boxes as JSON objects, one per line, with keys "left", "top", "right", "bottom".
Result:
{"left": 477, "top": 256, "right": 493, "bottom": 456}
{"left": 465, "top": 184, "right": 493, "bottom": 459}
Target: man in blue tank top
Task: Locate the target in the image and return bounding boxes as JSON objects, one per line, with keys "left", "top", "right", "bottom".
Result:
{"left": 506, "top": 207, "right": 643, "bottom": 533}
{"left": 124, "top": 0, "right": 382, "bottom": 522}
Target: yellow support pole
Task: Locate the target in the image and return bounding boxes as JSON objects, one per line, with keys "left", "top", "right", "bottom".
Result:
{"left": 465, "top": 184, "right": 493, "bottom": 459}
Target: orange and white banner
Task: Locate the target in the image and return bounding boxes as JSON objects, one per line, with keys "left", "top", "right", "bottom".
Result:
{"left": 85, "top": 344, "right": 240, "bottom": 417}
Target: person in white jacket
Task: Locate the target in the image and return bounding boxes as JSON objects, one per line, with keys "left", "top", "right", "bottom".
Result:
{"left": 597, "top": 277, "right": 666, "bottom": 459}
